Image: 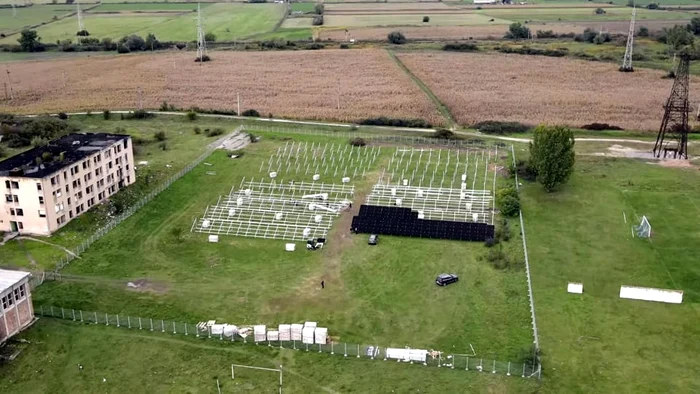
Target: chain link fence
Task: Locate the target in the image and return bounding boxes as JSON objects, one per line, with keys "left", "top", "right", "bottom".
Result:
{"left": 44, "top": 127, "right": 244, "bottom": 274}
{"left": 36, "top": 305, "right": 540, "bottom": 379}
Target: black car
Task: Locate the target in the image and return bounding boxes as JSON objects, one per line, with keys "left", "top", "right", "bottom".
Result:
{"left": 368, "top": 234, "right": 378, "bottom": 245}
{"left": 435, "top": 273, "right": 458, "bottom": 286}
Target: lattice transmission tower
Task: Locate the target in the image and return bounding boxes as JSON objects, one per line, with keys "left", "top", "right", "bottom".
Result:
{"left": 196, "top": 3, "right": 207, "bottom": 63}
{"left": 620, "top": 7, "right": 636, "bottom": 72}
{"left": 11, "top": 0, "right": 16, "bottom": 17}
{"left": 654, "top": 54, "right": 691, "bottom": 159}
{"left": 77, "top": 0, "right": 85, "bottom": 32}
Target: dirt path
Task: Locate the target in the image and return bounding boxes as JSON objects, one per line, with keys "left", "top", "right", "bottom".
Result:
{"left": 16, "top": 236, "right": 81, "bottom": 259}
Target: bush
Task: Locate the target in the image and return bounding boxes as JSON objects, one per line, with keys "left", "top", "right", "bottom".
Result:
{"left": 125, "top": 110, "right": 154, "bottom": 120}
{"left": 154, "top": 131, "right": 166, "bottom": 141}
{"left": 350, "top": 137, "right": 367, "bottom": 147}
{"left": 595, "top": 7, "right": 606, "bottom": 14}
{"left": 485, "top": 247, "right": 510, "bottom": 270}
{"left": 423, "top": 16, "right": 430, "bottom": 23}
{"left": 484, "top": 237, "right": 497, "bottom": 248}
{"left": 57, "top": 112, "right": 68, "bottom": 120}
{"left": 242, "top": 109, "right": 261, "bottom": 117}
{"left": 314, "top": 3, "right": 324, "bottom": 14}
{"left": 496, "top": 45, "right": 567, "bottom": 57}
{"left": 443, "top": 42, "right": 478, "bottom": 52}
{"left": 638, "top": 26, "right": 649, "bottom": 37}
{"left": 511, "top": 159, "right": 538, "bottom": 182}
{"left": 103, "top": 110, "right": 110, "bottom": 120}
{"left": 193, "top": 126, "right": 202, "bottom": 134}
{"left": 102, "top": 37, "right": 117, "bottom": 51}
{"left": 158, "top": 142, "right": 168, "bottom": 151}
{"left": 116, "top": 44, "right": 130, "bottom": 54}
{"left": 305, "top": 43, "right": 325, "bottom": 50}
{"left": 340, "top": 43, "right": 349, "bottom": 49}
{"left": 495, "top": 217, "right": 511, "bottom": 242}
{"left": 496, "top": 187, "right": 520, "bottom": 217}
{"left": 433, "top": 128, "right": 458, "bottom": 140}
{"left": 194, "top": 54, "right": 211, "bottom": 62}
{"left": 387, "top": 31, "right": 406, "bottom": 44}
{"left": 186, "top": 111, "right": 197, "bottom": 121}
{"left": 119, "top": 35, "right": 145, "bottom": 51}
{"left": 646, "top": 2, "right": 658, "bottom": 9}
{"left": 473, "top": 121, "right": 531, "bottom": 134}
{"left": 204, "top": 32, "right": 217, "bottom": 42}
{"left": 76, "top": 29, "right": 89, "bottom": 36}
{"left": 505, "top": 22, "right": 530, "bottom": 39}
{"left": 205, "top": 128, "right": 225, "bottom": 137}
{"left": 31, "top": 136, "right": 48, "bottom": 147}
{"left": 536, "top": 30, "right": 557, "bottom": 39}
{"left": 581, "top": 123, "right": 623, "bottom": 131}
{"left": 357, "top": 117, "right": 431, "bottom": 128}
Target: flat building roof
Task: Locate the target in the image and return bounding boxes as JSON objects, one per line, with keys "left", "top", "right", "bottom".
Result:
{"left": 0, "top": 269, "right": 31, "bottom": 294}
{"left": 0, "top": 133, "right": 130, "bottom": 179}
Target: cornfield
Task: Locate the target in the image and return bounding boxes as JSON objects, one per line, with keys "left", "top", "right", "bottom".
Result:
{"left": 397, "top": 51, "right": 698, "bottom": 131}
{"left": 0, "top": 50, "right": 445, "bottom": 126}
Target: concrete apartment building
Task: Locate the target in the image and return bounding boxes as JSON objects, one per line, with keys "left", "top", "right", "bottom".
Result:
{"left": 0, "top": 133, "right": 135, "bottom": 236}
{"left": 0, "top": 269, "right": 33, "bottom": 344}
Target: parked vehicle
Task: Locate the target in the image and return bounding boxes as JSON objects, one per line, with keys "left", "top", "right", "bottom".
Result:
{"left": 368, "top": 234, "right": 378, "bottom": 245}
{"left": 435, "top": 273, "right": 459, "bottom": 286}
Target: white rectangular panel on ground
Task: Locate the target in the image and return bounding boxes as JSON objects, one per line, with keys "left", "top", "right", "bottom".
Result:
{"left": 208, "top": 235, "right": 219, "bottom": 243}
{"left": 267, "top": 330, "right": 279, "bottom": 341}
{"left": 278, "top": 324, "right": 291, "bottom": 341}
{"left": 302, "top": 326, "right": 315, "bottom": 344}
{"left": 285, "top": 243, "right": 295, "bottom": 252}
{"left": 567, "top": 282, "right": 583, "bottom": 294}
{"left": 619, "top": 285, "right": 683, "bottom": 304}
{"left": 210, "top": 324, "right": 226, "bottom": 335}
{"left": 254, "top": 325, "right": 267, "bottom": 342}
{"left": 304, "top": 321, "right": 317, "bottom": 329}
{"left": 291, "top": 324, "right": 303, "bottom": 341}
{"left": 314, "top": 327, "right": 327, "bottom": 344}
{"left": 386, "top": 348, "right": 428, "bottom": 363}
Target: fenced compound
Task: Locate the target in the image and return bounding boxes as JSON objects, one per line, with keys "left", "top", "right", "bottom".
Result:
{"left": 192, "top": 178, "right": 355, "bottom": 241}
{"left": 35, "top": 305, "right": 541, "bottom": 379}
{"left": 260, "top": 141, "right": 381, "bottom": 180}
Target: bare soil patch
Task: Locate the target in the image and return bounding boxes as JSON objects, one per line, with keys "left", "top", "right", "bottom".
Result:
{"left": 125, "top": 278, "right": 170, "bottom": 295}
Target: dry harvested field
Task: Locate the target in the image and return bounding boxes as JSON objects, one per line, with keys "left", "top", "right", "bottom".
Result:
{"left": 326, "top": 2, "right": 452, "bottom": 11}
{"left": 322, "top": 23, "right": 582, "bottom": 41}
{"left": 0, "top": 50, "right": 444, "bottom": 126}
{"left": 572, "top": 19, "right": 690, "bottom": 33}
{"left": 397, "top": 51, "right": 700, "bottom": 131}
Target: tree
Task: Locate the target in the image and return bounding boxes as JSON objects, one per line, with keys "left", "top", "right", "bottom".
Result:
{"left": 665, "top": 24, "right": 694, "bottom": 52}
{"left": 638, "top": 26, "right": 649, "bottom": 37}
{"left": 646, "top": 2, "right": 658, "bottom": 9}
{"left": 314, "top": 3, "right": 324, "bottom": 14}
{"left": 529, "top": 125, "right": 575, "bottom": 192}
{"left": 18, "top": 30, "right": 42, "bottom": 52}
{"left": 505, "top": 22, "right": 530, "bottom": 39}
{"left": 204, "top": 32, "right": 217, "bottom": 42}
{"left": 145, "top": 33, "right": 161, "bottom": 50}
{"left": 312, "top": 15, "right": 324, "bottom": 26}
{"left": 496, "top": 187, "right": 520, "bottom": 217}
{"left": 423, "top": 16, "right": 430, "bottom": 22}
{"left": 119, "top": 35, "right": 145, "bottom": 51}
{"left": 689, "top": 17, "right": 700, "bottom": 35}
{"left": 387, "top": 31, "right": 406, "bottom": 44}
{"left": 594, "top": 7, "right": 606, "bottom": 14}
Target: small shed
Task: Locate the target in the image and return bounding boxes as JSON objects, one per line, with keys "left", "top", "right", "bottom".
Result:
{"left": 0, "top": 269, "right": 34, "bottom": 344}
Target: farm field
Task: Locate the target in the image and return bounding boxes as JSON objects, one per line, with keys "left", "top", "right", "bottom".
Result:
{"left": 6, "top": 126, "right": 534, "bottom": 364}
{"left": 520, "top": 154, "right": 700, "bottom": 393}
{"left": 91, "top": 3, "right": 205, "bottom": 12}
{"left": 0, "top": 319, "right": 536, "bottom": 393}
{"left": 325, "top": 13, "right": 512, "bottom": 27}
{"left": 0, "top": 4, "right": 77, "bottom": 35}
{"left": 0, "top": 3, "right": 285, "bottom": 44}
{"left": 321, "top": 23, "right": 582, "bottom": 40}
{"left": 395, "top": 51, "right": 700, "bottom": 131}
{"left": 480, "top": 7, "right": 694, "bottom": 22}
{"left": 0, "top": 50, "right": 445, "bottom": 126}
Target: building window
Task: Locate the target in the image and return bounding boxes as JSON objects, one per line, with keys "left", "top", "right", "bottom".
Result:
{"left": 61, "top": 215, "right": 66, "bottom": 224}
{"left": 67, "top": 197, "right": 71, "bottom": 205}
{"left": 38, "top": 209, "right": 46, "bottom": 218}
{"left": 37, "top": 182, "right": 42, "bottom": 191}
{"left": 76, "top": 191, "right": 83, "bottom": 200}
{"left": 126, "top": 164, "right": 130, "bottom": 171}
{"left": 69, "top": 210, "right": 73, "bottom": 218}
{"left": 1, "top": 295, "right": 8, "bottom": 310}
{"left": 63, "top": 171, "right": 68, "bottom": 181}
{"left": 13, "top": 287, "right": 22, "bottom": 301}
{"left": 19, "top": 284, "right": 25, "bottom": 299}
{"left": 95, "top": 167, "right": 102, "bottom": 176}
{"left": 5, "top": 194, "right": 12, "bottom": 202}
{"left": 4, "top": 180, "right": 9, "bottom": 189}
{"left": 16, "top": 208, "right": 23, "bottom": 216}
{"left": 127, "top": 176, "right": 131, "bottom": 184}
{"left": 11, "top": 181, "right": 19, "bottom": 189}
{"left": 86, "top": 186, "right": 93, "bottom": 194}
{"left": 50, "top": 177, "right": 56, "bottom": 186}
{"left": 84, "top": 173, "right": 91, "bottom": 182}
{"left": 108, "top": 161, "right": 113, "bottom": 169}
{"left": 17, "top": 222, "right": 23, "bottom": 230}
{"left": 56, "top": 218, "right": 60, "bottom": 225}
{"left": 13, "top": 195, "right": 18, "bottom": 203}
{"left": 10, "top": 208, "right": 15, "bottom": 215}
{"left": 65, "top": 185, "right": 69, "bottom": 193}
{"left": 56, "top": 189, "right": 62, "bottom": 198}
{"left": 39, "top": 196, "right": 44, "bottom": 204}
{"left": 124, "top": 140, "right": 128, "bottom": 149}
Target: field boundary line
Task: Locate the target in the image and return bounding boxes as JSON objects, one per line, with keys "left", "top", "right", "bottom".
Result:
{"left": 510, "top": 145, "right": 541, "bottom": 379}
{"left": 386, "top": 49, "right": 456, "bottom": 128}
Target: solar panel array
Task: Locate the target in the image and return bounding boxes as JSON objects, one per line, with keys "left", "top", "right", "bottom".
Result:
{"left": 352, "top": 205, "right": 495, "bottom": 242}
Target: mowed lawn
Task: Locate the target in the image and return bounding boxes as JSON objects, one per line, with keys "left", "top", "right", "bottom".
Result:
{"left": 0, "top": 319, "right": 537, "bottom": 393}
{"left": 26, "top": 132, "right": 533, "bottom": 362}
{"left": 0, "top": 5, "right": 77, "bottom": 35}
{"left": 0, "top": 3, "right": 285, "bottom": 43}
{"left": 521, "top": 154, "right": 700, "bottom": 393}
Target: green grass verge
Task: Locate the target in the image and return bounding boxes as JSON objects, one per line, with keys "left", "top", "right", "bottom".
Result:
{"left": 0, "top": 5, "right": 77, "bottom": 35}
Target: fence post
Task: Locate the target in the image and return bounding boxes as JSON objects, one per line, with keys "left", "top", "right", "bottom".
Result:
{"left": 72, "top": 309, "right": 75, "bottom": 321}
{"left": 116, "top": 314, "right": 120, "bottom": 327}
{"left": 492, "top": 360, "right": 496, "bottom": 374}
{"left": 357, "top": 344, "right": 360, "bottom": 358}
{"left": 105, "top": 313, "right": 108, "bottom": 325}
{"left": 466, "top": 357, "right": 469, "bottom": 370}
{"left": 61, "top": 308, "right": 64, "bottom": 319}
{"left": 150, "top": 318, "right": 153, "bottom": 331}
{"left": 127, "top": 316, "right": 131, "bottom": 329}
{"left": 40, "top": 305, "right": 43, "bottom": 316}
{"left": 331, "top": 342, "right": 334, "bottom": 355}
{"left": 184, "top": 323, "right": 187, "bottom": 336}
{"left": 139, "top": 317, "right": 142, "bottom": 330}
{"left": 507, "top": 362, "right": 511, "bottom": 376}
{"left": 173, "top": 321, "right": 176, "bottom": 334}
{"left": 522, "top": 364, "right": 525, "bottom": 378}
{"left": 79, "top": 310, "right": 83, "bottom": 322}
{"left": 344, "top": 343, "right": 347, "bottom": 357}
{"left": 94, "top": 312, "right": 97, "bottom": 324}
{"left": 161, "top": 320, "right": 165, "bottom": 333}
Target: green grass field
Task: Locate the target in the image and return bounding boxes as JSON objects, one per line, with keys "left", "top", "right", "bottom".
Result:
{"left": 16, "top": 126, "right": 532, "bottom": 362}
{"left": 0, "top": 5, "right": 77, "bottom": 35}
{"left": 325, "top": 13, "right": 512, "bottom": 27}
{"left": 91, "top": 3, "right": 206, "bottom": 12}
{"left": 481, "top": 7, "right": 694, "bottom": 22}
{"left": 291, "top": 2, "right": 316, "bottom": 13}
{"left": 0, "top": 3, "right": 286, "bottom": 44}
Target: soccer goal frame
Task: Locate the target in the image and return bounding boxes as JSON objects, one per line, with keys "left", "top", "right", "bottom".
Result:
{"left": 634, "top": 216, "right": 651, "bottom": 238}
{"left": 231, "top": 364, "right": 283, "bottom": 394}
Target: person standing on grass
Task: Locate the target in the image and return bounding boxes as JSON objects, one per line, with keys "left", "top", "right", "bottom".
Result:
{"left": 321, "top": 280, "right": 325, "bottom": 289}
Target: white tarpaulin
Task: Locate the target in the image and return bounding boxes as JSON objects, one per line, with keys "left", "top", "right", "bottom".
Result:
{"left": 302, "top": 326, "right": 315, "bottom": 344}
{"left": 267, "top": 330, "right": 279, "bottom": 341}
{"left": 385, "top": 348, "right": 428, "bottom": 363}
{"left": 314, "top": 327, "right": 327, "bottom": 344}
{"left": 279, "top": 324, "right": 291, "bottom": 341}
{"left": 620, "top": 285, "right": 683, "bottom": 304}
{"left": 291, "top": 324, "right": 303, "bottom": 341}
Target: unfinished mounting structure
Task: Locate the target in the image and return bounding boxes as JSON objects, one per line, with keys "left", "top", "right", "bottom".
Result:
{"left": 620, "top": 7, "right": 636, "bottom": 72}
{"left": 654, "top": 54, "right": 691, "bottom": 159}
